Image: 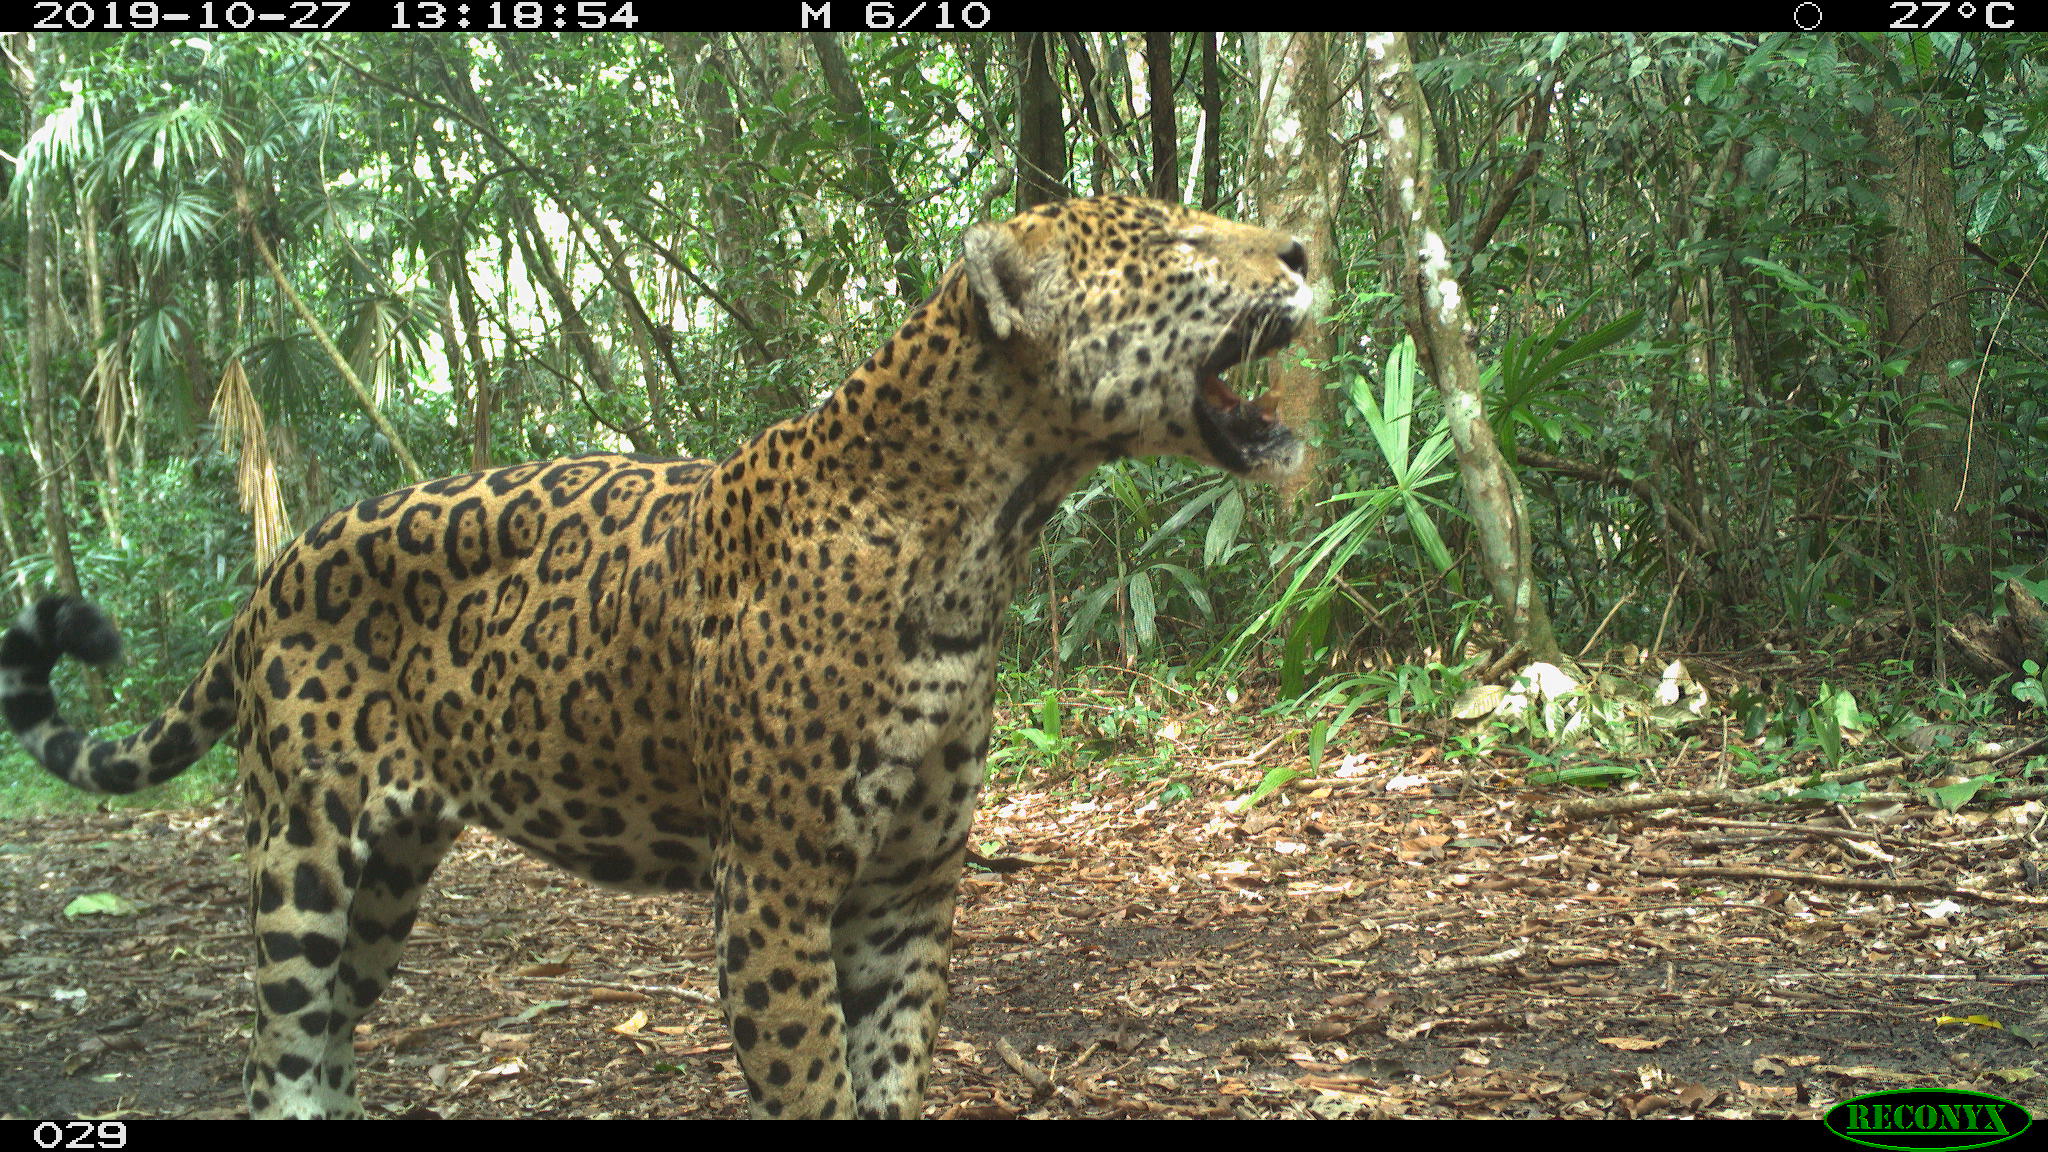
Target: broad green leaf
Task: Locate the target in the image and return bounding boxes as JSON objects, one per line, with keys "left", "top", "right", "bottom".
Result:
{"left": 64, "top": 892, "right": 140, "bottom": 918}
{"left": 1927, "top": 775, "right": 1994, "bottom": 811}
{"left": 1128, "top": 571, "right": 1157, "bottom": 651}
{"left": 1237, "top": 763, "right": 1304, "bottom": 811}
{"left": 1205, "top": 486, "right": 1245, "bottom": 567}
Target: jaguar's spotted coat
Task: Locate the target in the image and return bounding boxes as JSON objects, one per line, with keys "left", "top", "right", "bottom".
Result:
{"left": 2, "top": 196, "right": 1310, "bottom": 1118}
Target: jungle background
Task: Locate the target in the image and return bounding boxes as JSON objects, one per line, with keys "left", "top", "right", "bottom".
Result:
{"left": 2, "top": 31, "right": 2046, "bottom": 1120}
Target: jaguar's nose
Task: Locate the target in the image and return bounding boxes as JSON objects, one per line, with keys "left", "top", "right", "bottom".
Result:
{"left": 1278, "top": 239, "right": 1307, "bottom": 277}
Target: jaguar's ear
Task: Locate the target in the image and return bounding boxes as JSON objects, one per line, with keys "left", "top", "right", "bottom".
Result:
{"left": 962, "top": 220, "right": 1033, "bottom": 342}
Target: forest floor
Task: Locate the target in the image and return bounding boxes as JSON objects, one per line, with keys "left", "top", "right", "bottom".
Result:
{"left": 2, "top": 704, "right": 2045, "bottom": 1121}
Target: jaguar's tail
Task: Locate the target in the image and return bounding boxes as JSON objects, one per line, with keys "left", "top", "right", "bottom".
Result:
{"left": 0, "top": 596, "right": 235, "bottom": 794}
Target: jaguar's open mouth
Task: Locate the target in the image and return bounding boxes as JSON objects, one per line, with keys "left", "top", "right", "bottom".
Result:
{"left": 1192, "top": 311, "right": 1302, "bottom": 476}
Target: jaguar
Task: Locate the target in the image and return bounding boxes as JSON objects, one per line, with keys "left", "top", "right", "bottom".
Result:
{"left": 2, "top": 195, "right": 1310, "bottom": 1118}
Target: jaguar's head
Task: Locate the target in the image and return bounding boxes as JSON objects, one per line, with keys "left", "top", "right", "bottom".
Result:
{"left": 964, "top": 196, "right": 1311, "bottom": 483}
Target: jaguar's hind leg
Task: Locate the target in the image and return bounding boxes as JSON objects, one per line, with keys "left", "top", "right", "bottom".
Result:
{"left": 240, "top": 751, "right": 457, "bottom": 1118}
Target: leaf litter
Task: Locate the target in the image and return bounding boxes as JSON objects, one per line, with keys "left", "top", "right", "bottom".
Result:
{"left": 1, "top": 713, "right": 2043, "bottom": 1120}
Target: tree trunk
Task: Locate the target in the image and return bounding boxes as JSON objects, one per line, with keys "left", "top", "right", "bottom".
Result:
{"left": 233, "top": 167, "right": 428, "bottom": 482}
{"left": 1060, "top": 33, "right": 1110, "bottom": 196}
{"left": 1863, "top": 91, "right": 1994, "bottom": 636}
{"left": 11, "top": 33, "right": 84, "bottom": 602}
{"left": 1366, "top": 31, "right": 1562, "bottom": 663}
{"left": 654, "top": 34, "right": 809, "bottom": 418}
{"left": 506, "top": 191, "right": 653, "bottom": 455}
{"left": 427, "top": 252, "right": 482, "bottom": 469}
{"left": 0, "top": 457, "right": 31, "bottom": 604}
{"left": 79, "top": 187, "right": 127, "bottom": 549}
{"left": 422, "top": 132, "right": 498, "bottom": 470}
{"left": 1145, "top": 32, "right": 1178, "bottom": 201}
{"left": 12, "top": 32, "right": 108, "bottom": 712}
{"left": 566, "top": 207, "right": 682, "bottom": 443}
{"left": 1199, "top": 34, "right": 1222, "bottom": 211}
{"left": 1250, "top": 32, "right": 1341, "bottom": 504}
{"left": 1015, "top": 33, "right": 1067, "bottom": 208}
{"left": 807, "top": 32, "right": 925, "bottom": 303}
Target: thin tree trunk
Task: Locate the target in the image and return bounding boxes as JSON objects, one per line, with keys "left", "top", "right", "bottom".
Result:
{"left": 421, "top": 133, "right": 498, "bottom": 469}
{"left": 80, "top": 187, "right": 126, "bottom": 549}
{"left": 1199, "top": 34, "right": 1222, "bottom": 211}
{"left": 565, "top": 207, "right": 679, "bottom": 443}
{"left": 1060, "top": 33, "right": 1110, "bottom": 195}
{"left": 1862, "top": 89, "right": 1993, "bottom": 640}
{"left": 1015, "top": 33, "right": 1067, "bottom": 208}
{"left": 1251, "top": 32, "right": 1341, "bottom": 503}
{"left": 428, "top": 253, "right": 475, "bottom": 464}
{"left": 1145, "top": 32, "right": 1178, "bottom": 201}
{"left": 12, "top": 32, "right": 106, "bottom": 712}
{"left": 659, "top": 33, "right": 807, "bottom": 415}
{"left": 1366, "top": 31, "right": 1562, "bottom": 664}
{"left": 11, "top": 33, "right": 83, "bottom": 602}
{"left": 450, "top": 229, "right": 496, "bottom": 471}
{"left": 0, "top": 457, "right": 31, "bottom": 603}
{"left": 232, "top": 172, "right": 427, "bottom": 482}
{"left": 808, "top": 32, "right": 924, "bottom": 303}
{"left": 506, "top": 190, "right": 653, "bottom": 455}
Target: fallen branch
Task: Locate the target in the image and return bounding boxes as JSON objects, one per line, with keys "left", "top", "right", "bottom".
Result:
{"left": 1632, "top": 862, "right": 2048, "bottom": 907}
{"left": 1850, "top": 785, "right": 2048, "bottom": 804}
{"left": 1677, "top": 815, "right": 2024, "bottom": 855}
{"left": 1553, "top": 757, "right": 1907, "bottom": 819}
{"left": 995, "top": 1036, "right": 1085, "bottom": 1107}
{"left": 1771, "top": 971, "right": 2048, "bottom": 984}
{"left": 994, "top": 1037, "right": 1054, "bottom": 1098}
{"left": 510, "top": 973, "right": 717, "bottom": 1005}
{"left": 1989, "top": 734, "right": 2047, "bottom": 767}
{"left": 358, "top": 1010, "right": 505, "bottom": 1053}
{"left": 1203, "top": 734, "right": 1289, "bottom": 773}
{"left": 1410, "top": 943, "right": 1529, "bottom": 974}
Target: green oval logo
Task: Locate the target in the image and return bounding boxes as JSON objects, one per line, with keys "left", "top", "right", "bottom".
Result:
{"left": 1824, "top": 1089, "right": 2033, "bottom": 1151}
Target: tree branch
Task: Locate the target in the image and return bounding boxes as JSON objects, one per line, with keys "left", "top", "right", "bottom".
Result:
{"left": 1462, "top": 66, "right": 1554, "bottom": 271}
{"left": 1518, "top": 447, "right": 1716, "bottom": 555}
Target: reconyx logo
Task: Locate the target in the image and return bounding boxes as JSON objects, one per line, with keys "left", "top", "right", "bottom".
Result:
{"left": 1824, "top": 1089, "right": 2033, "bottom": 1151}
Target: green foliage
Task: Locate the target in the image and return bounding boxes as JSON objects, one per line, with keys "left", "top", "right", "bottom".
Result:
{"left": 1295, "top": 654, "right": 1477, "bottom": 733}
{"left": 1229, "top": 306, "right": 1642, "bottom": 698}
{"left": 989, "top": 686, "right": 1069, "bottom": 782}
{"left": 1523, "top": 757, "right": 1641, "bottom": 788}
{"left": 1222, "top": 339, "right": 1464, "bottom": 685}
{"left": 1236, "top": 761, "right": 1304, "bottom": 812}
{"left": 1054, "top": 464, "right": 1214, "bottom": 663}
{"left": 1489, "top": 304, "right": 1643, "bottom": 446}
{"left": 2013, "top": 660, "right": 2045, "bottom": 716}
{"left": 1015, "top": 457, "right": 1287, "bottom": 670}
{"left": 7, "top": 32, "right": 2048, "bottom": 822}
{"left": 1806, "top": 684, "right": 1866, "bottom": 771}
{"left": 985, "top": 669, "right": 1189, "bottom": 793}
{"left": 1924, "top": 772, "right": 1998, "bottom": 811}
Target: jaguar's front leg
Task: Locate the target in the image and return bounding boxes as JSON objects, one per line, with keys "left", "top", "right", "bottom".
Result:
{"left": 715, "top": 850, "right": 858, "bottom": 1118}
{"left": 831, "top": 847, "right": 970, "bottom": 1118}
